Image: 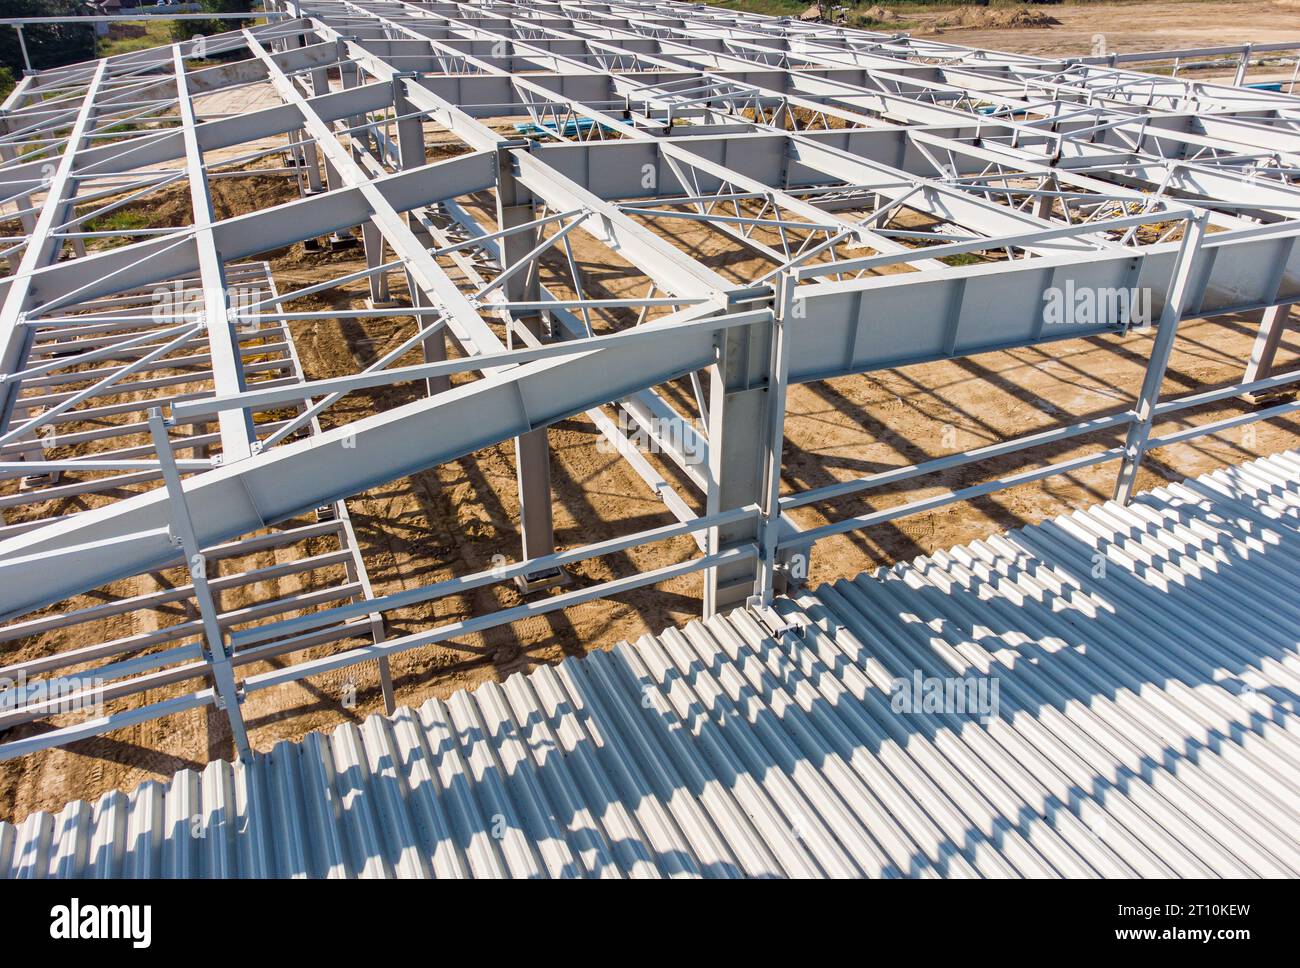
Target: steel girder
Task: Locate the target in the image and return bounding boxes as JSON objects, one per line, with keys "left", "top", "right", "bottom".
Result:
{"left": 0, "top": 0, "right": 1298, "bottom": 621}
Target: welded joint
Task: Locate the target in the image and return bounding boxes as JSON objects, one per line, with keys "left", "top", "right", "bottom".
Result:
{"left": 496, "top": 138, "right": 532, "bottom": 159}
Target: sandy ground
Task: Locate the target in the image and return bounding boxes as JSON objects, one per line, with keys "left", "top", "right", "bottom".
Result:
{"left": 852, "top": 0, "right": 1300, "bottom": 85}
{"left": 913, "top": 0, "right": 1298, "bottom": 55}
{"left": 3, "top": 4, "right": 1300, "bottom": 821}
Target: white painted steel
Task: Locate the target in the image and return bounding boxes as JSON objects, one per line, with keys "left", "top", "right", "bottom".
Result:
{"left": 4, "top": 450, "right": 1296, "bottom": 878}
{"left": 2, "top": 0, "right": 1300, "bottom": 786}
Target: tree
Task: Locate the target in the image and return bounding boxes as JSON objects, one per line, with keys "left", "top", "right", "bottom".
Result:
{"left": 0, "top": 0, "right": 95, "bottom": 78}
{"left": 172, "top": 0, "right": 254, "bottom": 48}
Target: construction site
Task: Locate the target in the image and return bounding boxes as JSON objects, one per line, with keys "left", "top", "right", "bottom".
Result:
{"left": 0, "top": 0, "right": 1299, "bottom": 879}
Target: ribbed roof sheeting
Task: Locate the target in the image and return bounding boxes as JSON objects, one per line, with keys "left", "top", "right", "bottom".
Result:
{"left": 3, "top": 450, "right": 1300, "bottom": 878}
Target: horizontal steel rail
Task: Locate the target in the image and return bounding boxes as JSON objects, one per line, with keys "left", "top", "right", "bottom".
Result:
{"left": 2, "top": 0, "right": 1299, "bottom": 764}
{"left": 0, "top": 505, "right": 759, "bottom": 761}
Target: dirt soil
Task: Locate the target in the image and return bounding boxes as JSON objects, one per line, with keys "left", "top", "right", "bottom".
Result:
{"left": 4, "top": 6, "right": 1300, "bottom": 821}
{"left": 913, "top": 1, "right": 1300, "bottom": 82}
{"left": 930, "top": 8, "right": 1061, "bottom": 30}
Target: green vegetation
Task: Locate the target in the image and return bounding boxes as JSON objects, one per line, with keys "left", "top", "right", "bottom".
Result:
{"left": 0, "top": 0, "right": 254, "bottom": 78}
{"left": 84, "top": 209, "right": 152, "bottom": 233}
{"left": 0, "top": 0, "right": 95, "bottom": 77}
{"left": 845, "top": 10, "right": 917, "bottom": 28}
{"left": 174, "top": 0, "right": 256, "bottom": 44}
{"left": 710, "top": 0, "right": 808, "bottom": 15}
{"left": 0, "top": 66, "right": 14, "bottom": 102}
{"left": 940, "top": 251, "right": 988, "bottom": 266}
{"left": 703, "top": 0, "right": 946, "bottom": 29}
{"left": 81, "top": 207, "right": 155, "bottom": 250}
{"left": 98, "top": 121, "right": 146, "bottom": 136}
{"left": 96, "top": 20, "right": 174, "bottom": 60}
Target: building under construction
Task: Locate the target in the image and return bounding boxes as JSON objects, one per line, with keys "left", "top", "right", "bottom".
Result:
{"left": 1, "top": 1, "right": 1299, "bottom": 878}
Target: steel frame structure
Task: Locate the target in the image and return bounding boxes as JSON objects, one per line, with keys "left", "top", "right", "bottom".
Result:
{"left": 0, "top": 1, "right": 1298, "bottom": 762}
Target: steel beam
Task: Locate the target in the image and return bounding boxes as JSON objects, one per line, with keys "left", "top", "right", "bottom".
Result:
{"left": 173, "top": 46, "right": 256, "bottom": 462}
{"left": 0, "top": 60, "right": 109, "bottom": 440}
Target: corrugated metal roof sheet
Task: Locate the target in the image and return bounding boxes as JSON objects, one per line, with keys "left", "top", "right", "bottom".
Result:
{"left": 3, "top": 450, "right": 1299, "bottom": 878}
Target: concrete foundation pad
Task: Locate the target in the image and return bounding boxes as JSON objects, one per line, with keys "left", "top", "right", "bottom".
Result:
{"left": 513, "top": 565, "right": 569, "bottom": 594}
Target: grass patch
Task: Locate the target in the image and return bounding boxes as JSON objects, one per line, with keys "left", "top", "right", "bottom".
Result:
{"left": 98, "top": 121, "right": 145, "bottom": 136}
{"left": 82, "top": 208, "right": 156, "bottom": 249}
{"left": 84, "top": 209, "right": 152, "bottom": 233}
{"left": 706, "top": 1, "right": 917, "bottom": 28}
{"left": 710, "top": 0, "right": 811, "bottom": 15}
{"left": 94, "top": 20, "right": 173, "bottom": 59}
{"left": 844, "top": 11, "right": 917, "bottom": 29}
{"left": 939, "top": 251, "right": 987, "bottom": 267}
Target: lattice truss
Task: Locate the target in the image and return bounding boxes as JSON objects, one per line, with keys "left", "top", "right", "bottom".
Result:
{"left": 0, "top": 0, "right": 1298, "bottom": 758}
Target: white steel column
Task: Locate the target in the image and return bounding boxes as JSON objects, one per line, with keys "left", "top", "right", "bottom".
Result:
{"left": 704, "top": 314, "right": 769, "bottom": 617}
{"left": 756, "top": 273, "right": 794, "bottom": 607}
{"left": 1113, "top": 213, "right": 1210, "bottom": 505}
{"left": 1243, "top": 303, "right": 1294, "bottom": 403}
{"left": 147, "top": 408, "right": 252, "bottom": 759}
{"left": 497, "top": 147, "right": 558, "bottom": 581}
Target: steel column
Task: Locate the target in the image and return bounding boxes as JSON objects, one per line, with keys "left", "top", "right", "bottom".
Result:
{"left": 147, "top": 408, "right": 252, "bottom": 759}
{"left": 496, "top": 147, "right": 558, "bottom": 579}
{"left": 1242, "top": 302, "right": 1295, "bottom": 403}
{"left": 703, "top": 308, "right": 772, "bottom": 617}
{"left": 1113, "top": 213, "right": 1211, "bottom": 505}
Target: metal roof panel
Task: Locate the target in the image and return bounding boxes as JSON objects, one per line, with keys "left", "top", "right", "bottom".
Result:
{"left": 3, "top": 451, "right": 1298, "bottom": 878}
